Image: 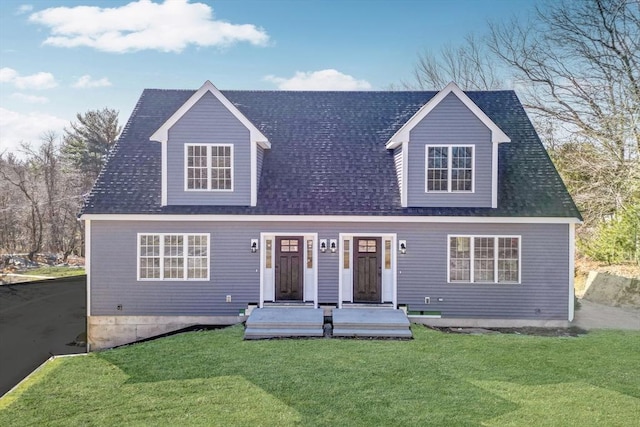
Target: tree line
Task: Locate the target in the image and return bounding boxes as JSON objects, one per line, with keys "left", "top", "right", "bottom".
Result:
{"left": 0, "top": 109, "right": 121, "bottom": 262}
{"left": 1, "top": 0, "right": 637, "bottom": 265}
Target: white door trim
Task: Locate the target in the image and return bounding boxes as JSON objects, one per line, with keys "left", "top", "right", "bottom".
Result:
{"left": 338, "top": 233, "right": 397, "bottom": 309}
{"left": 260, "top": 232, "right": 318, "bottom": 308}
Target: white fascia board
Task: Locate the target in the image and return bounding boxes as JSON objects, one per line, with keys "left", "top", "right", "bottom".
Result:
{"left": 250, "top": 141, "right": 257, "bottom": 206}
{"left": 161, "top": 141, "right": 168, "bottom": 206}
{"left": 85, "top": 219, "right": 91, "bottom": 317}
{"left": 401, "top": 141, "right": 408, "bottom": 207}
{"left": 491, "top": 143, "right": 498, "bottom": 208}
{"left": 149, "top": 80, "right": 270, "bottom": 149}
{"left": 385, "top": 82, "right": 511, "bottom": 150}
{"left": 80, "top": 213, "right": 582, "bottom": 224}
{"left": 568, "top": 223, "right": 576, "bottom": 321}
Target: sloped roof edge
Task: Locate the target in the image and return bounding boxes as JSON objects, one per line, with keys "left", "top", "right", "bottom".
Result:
{"left": 386, "top": 82, "right": 511, "bottom": 149}
{"left": 149, "top": 80, "right": 271, "bottom": 148}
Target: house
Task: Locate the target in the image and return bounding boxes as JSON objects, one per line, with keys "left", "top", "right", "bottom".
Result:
{"left": 80, "top": 81, "right": 581, "bottom": 349}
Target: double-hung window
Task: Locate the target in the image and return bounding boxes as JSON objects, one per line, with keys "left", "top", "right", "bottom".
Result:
{"left": 186, "top": 144, "right": 233, "bottom": 191}
{"left": 448, "top": 236, "right": 520, "bottom": 283}
{"left": 138, "top": 233, "right": 209, "bottom": 280}
{"left": 426, "top": 145, "right": 474, "bottom": 192}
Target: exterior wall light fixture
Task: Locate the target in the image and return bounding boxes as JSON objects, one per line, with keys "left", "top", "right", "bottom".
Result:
{"left": 330, "top": 239, "right": 337, "bottom": 253}
{"left": 320, "top": 239, "right": 327, "bottom": 253}
{"left": 399, "top": 240, "right": 407, "bottom": 254}
{"left": 250, "top": 239, "right": 258, "bottom": 253}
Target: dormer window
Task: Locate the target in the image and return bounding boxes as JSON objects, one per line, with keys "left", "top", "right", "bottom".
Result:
{"left": 185, "top": 144, "right": 233, "bottom": 191}
{"left": 426, "top": 145, "right": 474, "bottom": 193}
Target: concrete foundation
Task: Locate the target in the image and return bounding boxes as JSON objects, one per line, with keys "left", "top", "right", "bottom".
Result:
{"left": 88, "top": 313, "right": 573, "bottom": 350}
{"left": 87, "top": 315, "right": 245, "bottom": 351}
{"left": 409, "top": 317, "right": 570, "bottom": 328}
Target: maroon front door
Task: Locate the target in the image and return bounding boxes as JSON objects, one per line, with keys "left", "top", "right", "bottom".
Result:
{"left": 275, "top": 236, "right": 304, "bottom": 301}
{"left": 353, "top": 237, "right": 382, "bottom": 303}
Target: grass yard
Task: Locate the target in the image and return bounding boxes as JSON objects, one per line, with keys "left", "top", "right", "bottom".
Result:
{"left": 23, "top": 266, "right": 85, "bottom": 278}
{"left": 1, "top": 325, "right": 638, "bottom": 426}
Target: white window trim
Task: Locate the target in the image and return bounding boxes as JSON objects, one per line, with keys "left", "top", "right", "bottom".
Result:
{"left": 425, "top": 145, "right": 475, "bottom": 193}
{"left": 447, "top": 234, "right": 521, "bottom": 284}
{"left": 137, "top": 233, "right": 210, "bottom": 281}
{"left": 184, "top": 143, "right": 234, "bottom": 192}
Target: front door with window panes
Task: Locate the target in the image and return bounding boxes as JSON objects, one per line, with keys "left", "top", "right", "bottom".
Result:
{"left": 275, "top": 237, "right": 303, "bottom": 301}
{"left": 353, "top": 237, "right": 382, "bottom": 303}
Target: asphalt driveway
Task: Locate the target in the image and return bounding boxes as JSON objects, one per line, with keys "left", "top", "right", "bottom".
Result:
{"left": 0, "top": 276, "right": 86, "bottom": 396}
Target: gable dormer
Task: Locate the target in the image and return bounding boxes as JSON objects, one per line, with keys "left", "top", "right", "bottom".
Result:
{"left": 386, "top": 82, "right": 510, "bottom": 208}
{"left": 150, "top": 81, "right": 270, "bottom": 207}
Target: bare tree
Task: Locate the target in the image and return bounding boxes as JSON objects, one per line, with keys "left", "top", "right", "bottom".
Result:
{"left": 404, "top": 34, "right": 505, "bottom": 90}
{"left": 0, "top": 157, "right": 21, "bottom": 254}
{"left": 20, "top": 134, "right": 83, "bottom": 261}
{"left": 488, "top": 0, "right": 639, "bottom": 226}
{"left": 0, "top": 107, "right": 120, "bottom": 263}
{"left": 0, "top": 152, "right": 44, "bottom": 262}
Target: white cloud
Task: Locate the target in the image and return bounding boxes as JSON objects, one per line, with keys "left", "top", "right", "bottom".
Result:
{"left": 0, "top": 67, "right": 58, "bottom": 90}
{"left": 16, "top": 5, "right": 33, "bottom": 15}
{"left": 264, "top": 69, "right": 372, "bottom": 91}
{"left": 28, "top": 0, "right": 270, "bottom": 53}
{"left": 0, "top": 67, "right": 17, "bottom": 82}
{"left": 73, "top": 75, "right": 112, "bottom": 88}
{"left": 10, "top": 93, "right": 49, "bottom": 104}
{"left": 0, "top": 108, "right": 68, "bottom": 155}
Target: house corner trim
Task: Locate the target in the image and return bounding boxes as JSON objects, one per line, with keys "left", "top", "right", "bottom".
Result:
{"left": 568, "top": 222, "right": 576, "bottom": 321}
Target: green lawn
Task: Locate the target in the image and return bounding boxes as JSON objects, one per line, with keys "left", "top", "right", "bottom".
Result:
{"left": 21, "top": 266, "right": 85, "bottom": 278}
{"left": 1, "top": 325, "right": 638, "bottom": 426}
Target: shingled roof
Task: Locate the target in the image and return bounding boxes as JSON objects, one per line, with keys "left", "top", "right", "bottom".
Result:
{"left": 81, "top": 88, "right": 581, "bottom": 219}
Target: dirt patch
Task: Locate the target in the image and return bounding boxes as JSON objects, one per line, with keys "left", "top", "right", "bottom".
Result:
{"left": 428, "top": 326, "right": 587, "bottom": 337}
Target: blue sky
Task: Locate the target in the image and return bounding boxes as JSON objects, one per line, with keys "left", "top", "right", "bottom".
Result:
{"left": 0, "top": 0, "right": 537, "bottom": 154}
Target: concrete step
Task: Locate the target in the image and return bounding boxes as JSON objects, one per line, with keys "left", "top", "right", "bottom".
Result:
{"left": 341, "top": 303, "right": 395, "bottom": 309}
{"left": 333, "top": 308, "right": 410, "bottom": 327}
{"left": 332, "top": 308, "right": 412, "bottom": 339}
{"left": 244, "top": 328, "right": 325, "bottom": 339}
{"left": 263, "top": 302, "right": 315, "bottom": 308}
{"left": 244, "top": 307, "right": 324, "bottom": 339}
{"left": 332, "top": 328, "right": 413, "bottom": 338}
{"left": 334, "top": 322, "right": 409, "bottom": 329}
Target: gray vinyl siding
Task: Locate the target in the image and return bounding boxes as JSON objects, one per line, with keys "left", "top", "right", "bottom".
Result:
{"left": 257, "top": 145, "right": 264, "bottom": 185}
{"left": 166, "top": 92, "right": 251, "bottom": 206}
{"left": 393, "top": 146, "right": 403, "bottom": 192}
{"left": 407, "top": 92, "right": 493, "bottom": 207}
{"left": 395, "top": 222, "right": 569, "bottom": 320}
{"left": 90, "top": 220, "right": 570, "bottom": 320}
{"left": 91, "top": 220, "right": 260, "bottom": 316}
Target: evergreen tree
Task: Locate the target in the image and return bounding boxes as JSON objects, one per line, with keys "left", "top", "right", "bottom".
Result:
{"left": 62, "top": 108, "right": 121, "bottom": 189}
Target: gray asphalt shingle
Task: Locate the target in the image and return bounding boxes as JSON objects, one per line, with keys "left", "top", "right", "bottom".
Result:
{"left": 81, "top": 89, "right": 580, "bottom": 219}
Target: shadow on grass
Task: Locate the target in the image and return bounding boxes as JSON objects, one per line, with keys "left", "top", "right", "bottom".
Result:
{"left": 90, "top": 324, "right": 640, "bottom": 425}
